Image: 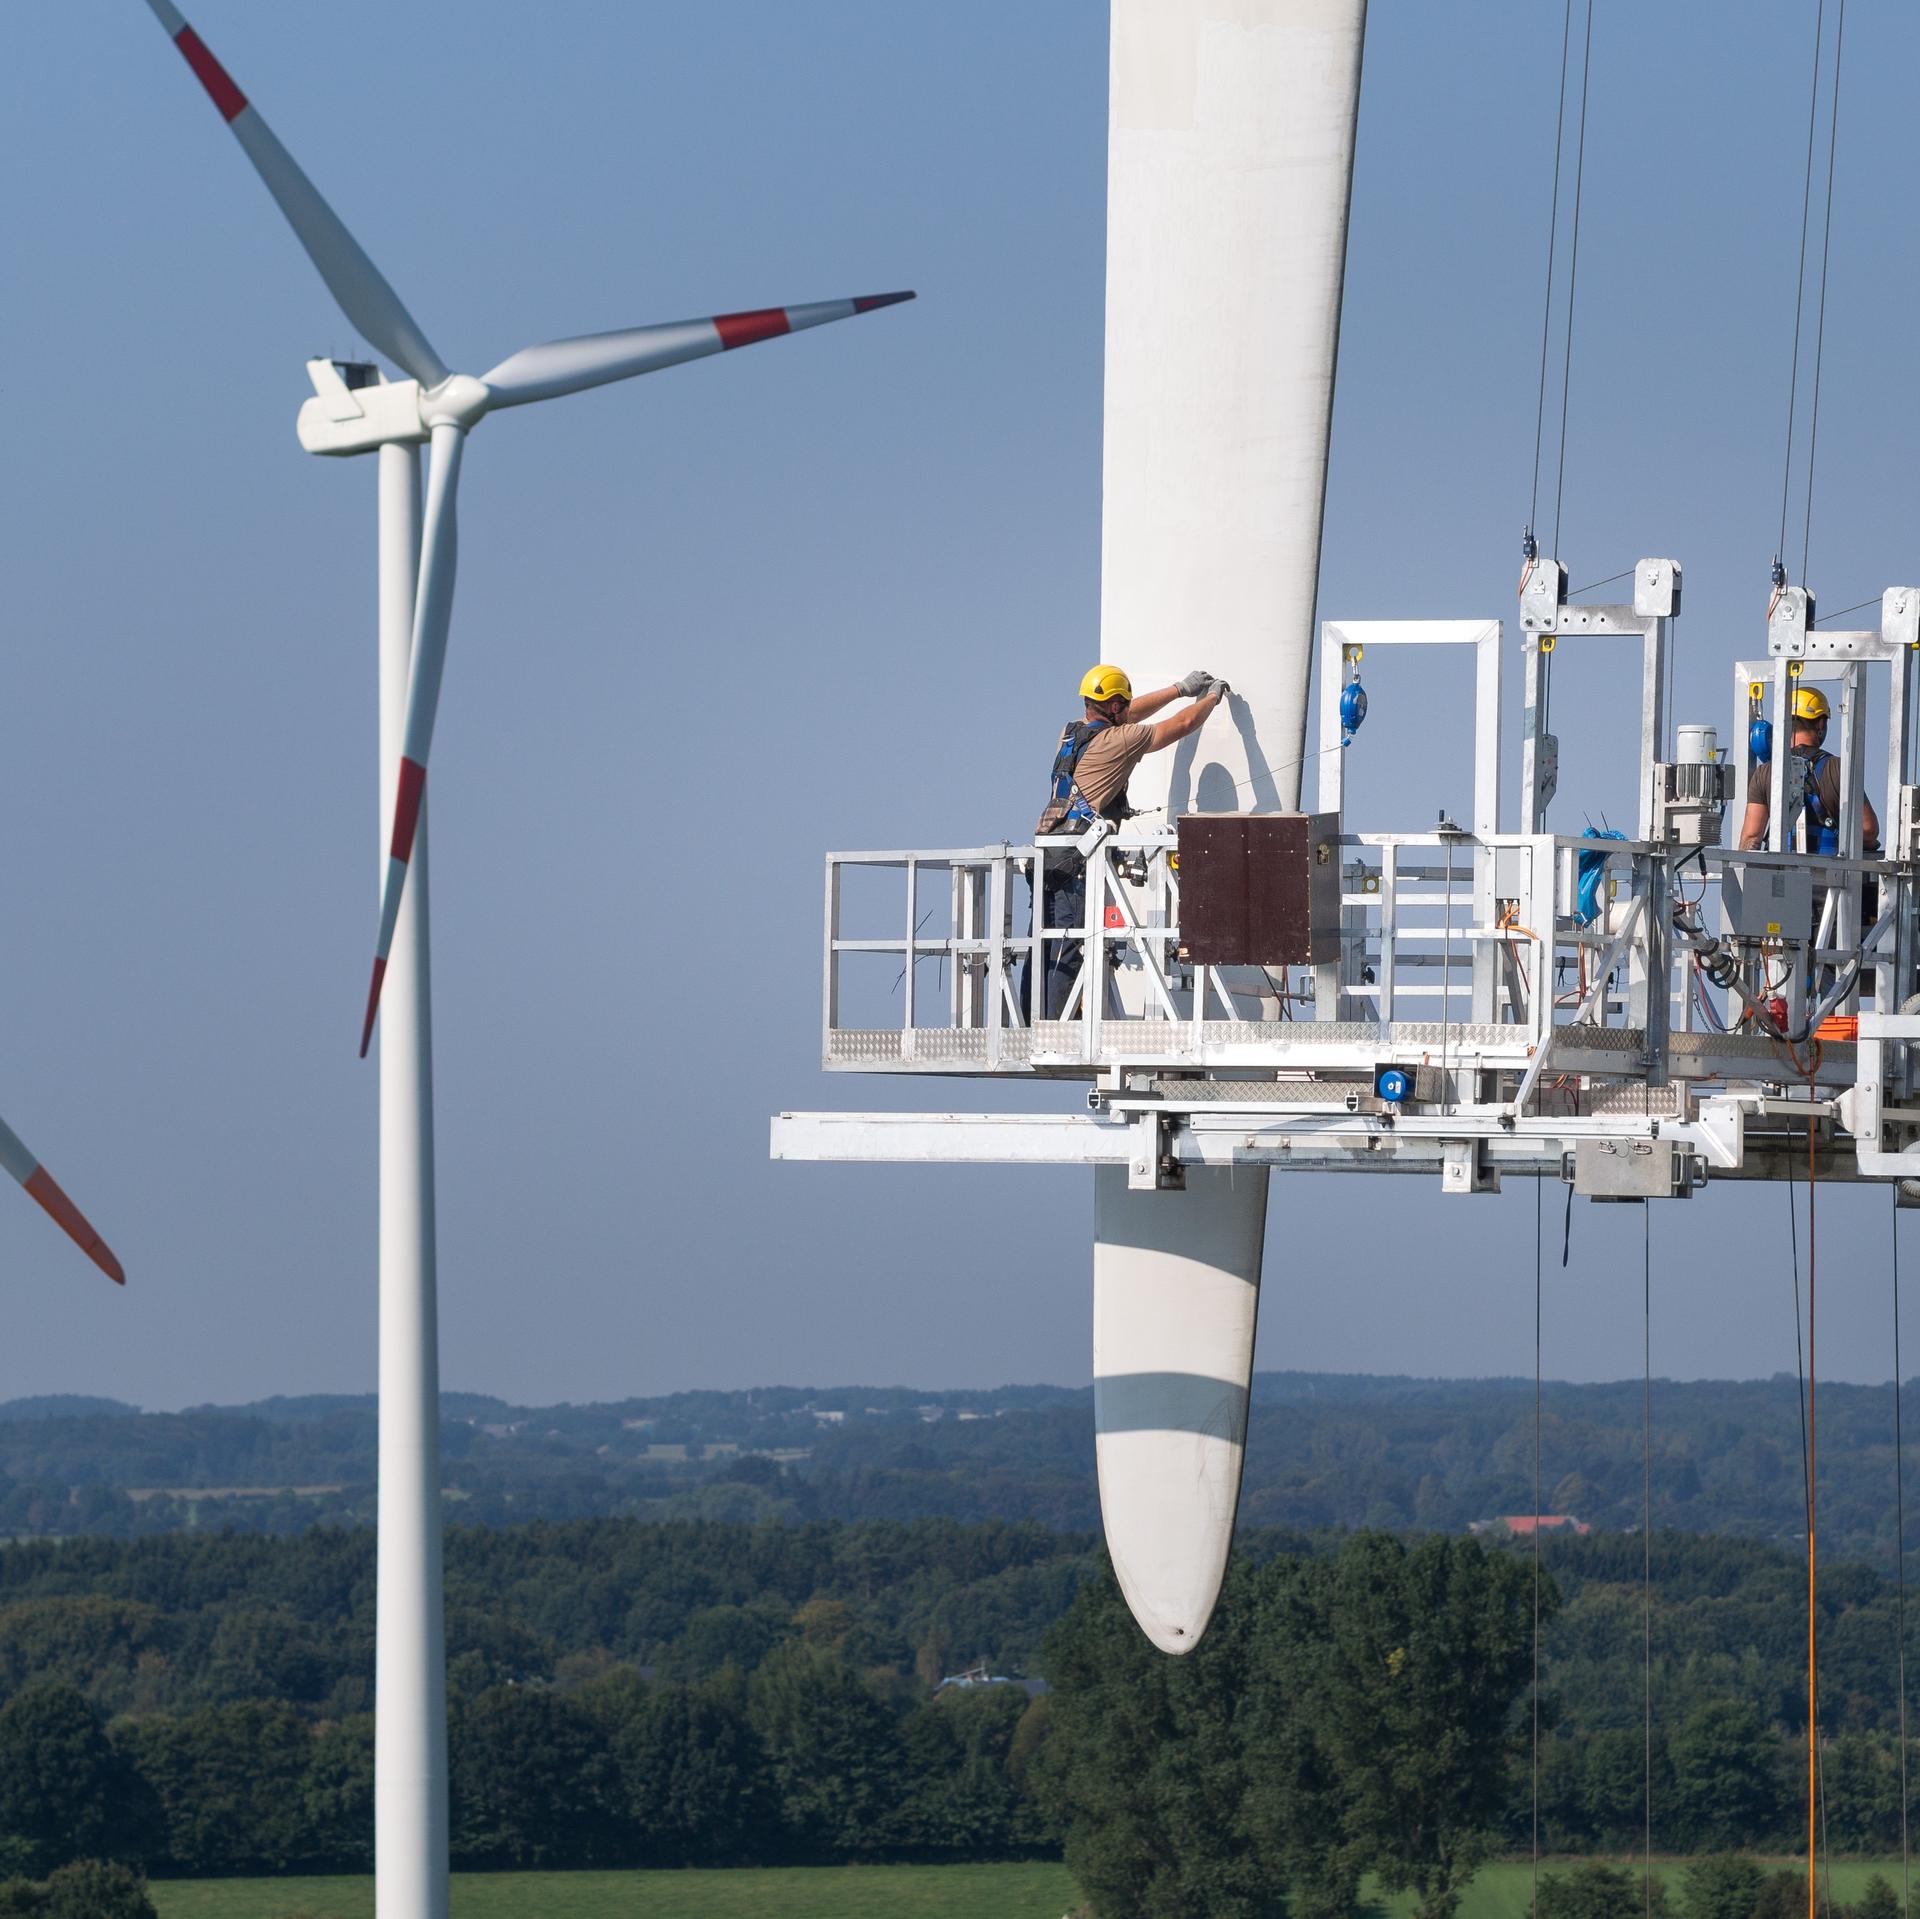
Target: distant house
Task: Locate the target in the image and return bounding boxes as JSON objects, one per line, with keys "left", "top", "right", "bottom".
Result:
{"left": 810, "top": 1409, "right": 846, "bottom": 1427}
{"left": 936, "top": 1660, "right": 1049, "bottom": 1699}
{"left": 1471, "top": 1513, "right": 1591, "bottom": 1538}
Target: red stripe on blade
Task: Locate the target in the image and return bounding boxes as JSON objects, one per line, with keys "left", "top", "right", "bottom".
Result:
{"left": 853, "top": 291, "right": 915, "bottom": 313}
{"left": 174, "top": 27, "right": 248, "bottom": 122}
{"left": 389, "top": 758, "right": 426, "bottom": 863}
{"left": 359, "top": 957, "right": 388, "bottom": 1059}
{"left": 714, "top": 307, "right": 791, "bottom": 350}
{"left": 23, "top": 1167, "right": 125, "bottom": 1285}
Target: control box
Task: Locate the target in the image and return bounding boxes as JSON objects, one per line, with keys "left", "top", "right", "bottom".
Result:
{"left": 1720, "top": 863, "right": 1813, "bottom": 939}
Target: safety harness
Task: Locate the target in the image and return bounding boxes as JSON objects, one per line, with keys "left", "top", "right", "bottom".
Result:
{"left": 1800, "top": 748, "right": 1836, "bottom": 847}
{"left": 1036, "top": 718, "right": 1133, "bottom": 840}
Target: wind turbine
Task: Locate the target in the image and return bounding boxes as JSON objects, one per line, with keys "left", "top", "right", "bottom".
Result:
{"left": 0, "top": 1119, "right": 124, "bottom": 1286}
{"left": 137, "top": 6, "right": 912, "bottom": 1913}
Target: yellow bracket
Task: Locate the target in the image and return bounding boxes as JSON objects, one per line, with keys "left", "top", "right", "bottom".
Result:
{"left": 1540, "top": 634, "right": 1557, "bottom": 654}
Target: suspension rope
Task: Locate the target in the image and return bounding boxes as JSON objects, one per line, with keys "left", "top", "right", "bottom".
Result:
{"left": 1814, "top": 596, "right": 1881, "bottom": 627}
{"left": 1808, "top": 1098, "right": 1820, "bottom": 1919}
{"left": 1527, "top": 0, "right": 1577, "bottom": 547}
{"left": 1786, "top": 1108, "right": 1821, "bottom": 1914}
{"left": 1569, "top": 568, "right": 1634, "bottom": 597}
{"left": 1642, "top": 1203, "right": 1654, "bottom": 1918}
{"left": 1799, "top": 0, "right": 1848, "bottom": 584}
{"left": 1550, "top": 0, "right": 1596, "bottom": 560}
{"left": 1895, "top": 1195, "right": 1911, "bottom": 1919}
{"left": 1777, "top": 0, "right": 1830, "bottom": 574}
{"left": 1533, "top": 1174, "right": 1544, "bottom": 1919}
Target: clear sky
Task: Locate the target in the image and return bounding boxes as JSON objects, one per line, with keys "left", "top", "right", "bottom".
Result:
{"left": 5, "top": 1, "right": 1920, "bottom": 1408}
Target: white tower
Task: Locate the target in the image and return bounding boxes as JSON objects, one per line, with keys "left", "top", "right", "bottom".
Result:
{"left": 1091, "top": 0, "right": 1367, "bottom": 1652}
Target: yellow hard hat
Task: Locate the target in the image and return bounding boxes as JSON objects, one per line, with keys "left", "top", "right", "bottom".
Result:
{"left": 1079, "top": 664, "right": 1133, "bottom": 704}
{"left": 1791, "top": 686, "right": 1831, "bottom": 723}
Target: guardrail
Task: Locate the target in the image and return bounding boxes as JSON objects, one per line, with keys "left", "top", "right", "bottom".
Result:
{"left": 821, "top": 827, "right": 1892, "bottom": 1103}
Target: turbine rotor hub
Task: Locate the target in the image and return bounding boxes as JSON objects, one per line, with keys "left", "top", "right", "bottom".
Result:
{"left": 420, "top": 374, "right": 491, "bottom": 430}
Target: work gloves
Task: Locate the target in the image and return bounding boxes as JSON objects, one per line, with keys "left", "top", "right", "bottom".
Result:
{"left": 1177, "top": 670, "right": 1216, "bottom": 697}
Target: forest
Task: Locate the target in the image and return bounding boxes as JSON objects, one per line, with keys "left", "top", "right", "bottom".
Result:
{"left": 0, "top": 1516, "right": 1911, "bottom": 1904}
{"left": 0, "top": 1369, "right": 1913, "bottom": 1560}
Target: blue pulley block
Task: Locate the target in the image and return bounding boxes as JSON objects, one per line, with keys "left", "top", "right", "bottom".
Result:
{"left": 1749, "top": 716, "right": 1774, "bottom": 766}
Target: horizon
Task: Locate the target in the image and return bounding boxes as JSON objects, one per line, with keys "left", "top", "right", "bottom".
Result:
{"left": 14, "top": 1362, "right": 1912, "bottom": 1420}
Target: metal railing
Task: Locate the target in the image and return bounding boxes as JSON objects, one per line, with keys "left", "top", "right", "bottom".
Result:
{"left": 820, "top": 825, "right": 1896, "bottom": 1105}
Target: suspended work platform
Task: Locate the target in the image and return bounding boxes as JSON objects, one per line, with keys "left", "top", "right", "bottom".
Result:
{"left": 773, "top": 563, "right": 1920, "bottom": 1202}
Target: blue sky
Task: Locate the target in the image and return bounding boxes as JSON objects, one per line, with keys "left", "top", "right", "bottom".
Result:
{"left": 5, "top": 1, "right": 1919, "bottom": 1407}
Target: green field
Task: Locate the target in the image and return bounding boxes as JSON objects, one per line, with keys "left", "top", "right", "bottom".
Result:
{"left": 145, "top": 1858, "right": 1918, "bottom": 1919}
{"left": 1370, "top": 1860, "right": 1914, "bottom": 1919}
{"left": 147, "top": 1861, "right": 1084, "bottom": 1919}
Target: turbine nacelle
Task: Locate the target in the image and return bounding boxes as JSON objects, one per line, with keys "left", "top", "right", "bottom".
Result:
{"left": 298, "top": 361, "right": 426, "bottom": 456}
{"left": 299, "top": 362, "right": 493, "bottom": 455}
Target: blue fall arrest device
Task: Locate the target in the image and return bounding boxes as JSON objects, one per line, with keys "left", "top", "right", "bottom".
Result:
{"left": 1340, "top": 646, "right": 1367, "bottom": 746}
{"left": 1376, "top": 1067, "right": 1411, "bottom": 1103}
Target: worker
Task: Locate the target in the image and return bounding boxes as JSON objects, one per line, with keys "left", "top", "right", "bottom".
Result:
{"left": 1738, "top": 686, "right": 1878, "bottom": 854}
{"left": 1026, "top": 664, "right": 1229, "bottom": 1019}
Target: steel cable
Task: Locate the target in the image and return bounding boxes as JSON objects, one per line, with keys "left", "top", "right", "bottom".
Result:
{"left": 1896, "top": 1195, "right": 1912, "bottom": 1919}
{"left": 1777, "top": 0, "right": 1829, "bottom": 574}
{"left": 1528, "top": 0, "right": 1577, "bottom": 544}
{"left": 1550, "top": 0, "right": 1596, "bottom": 559}
{"left": 1533, "top": 1174, "right": 1544, "bottom": 1919}
{"left": 1642, "top": 1203, "right": 1654, "bottom": 1919}
{"left": 1809, "top": 1096, "right": 1822, "bottom": 1919}
{"left": 1800, "top": 0, "right": 1848, "bottom": 584}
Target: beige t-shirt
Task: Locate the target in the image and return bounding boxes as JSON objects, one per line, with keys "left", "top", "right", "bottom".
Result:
{"left": 1068, "top": 721, "right": 1154, "bottom": 816}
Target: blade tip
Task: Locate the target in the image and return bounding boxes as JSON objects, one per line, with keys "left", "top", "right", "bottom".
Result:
{"left": 360, "top": 958, "right": 387, "bottom": 1058}
{"left": 854, "top": 291, "right": 916, "bottom": 313}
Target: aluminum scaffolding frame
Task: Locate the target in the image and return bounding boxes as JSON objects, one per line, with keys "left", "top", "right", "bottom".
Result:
{"left": 774, "top": 563, "right": 1920, "bottom": 1202}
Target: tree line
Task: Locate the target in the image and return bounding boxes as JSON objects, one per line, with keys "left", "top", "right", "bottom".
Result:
{"left": 4, "top": 1369, "right": 1919, "bottom": 1561}
{"left": 0, "top": 1658, "right": 1046, "bottom": 1878}
{"left": 0, "top": 1518, "right": 1913, "bottom": 1903}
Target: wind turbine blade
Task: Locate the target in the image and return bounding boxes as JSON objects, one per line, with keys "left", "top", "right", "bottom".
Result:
{"left": 141, "top": 0, "right": 449, "bottom": 389}
{"left": 0, "top": 1116, "right": 126, "bottom": 1285}
{"left": 480, "top": 291, "right": 915, "bottom": 410}
{"left": 362, "top": 422, "right": 465, "bottom": 1056}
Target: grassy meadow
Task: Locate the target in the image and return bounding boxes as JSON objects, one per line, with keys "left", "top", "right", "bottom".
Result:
{"left": 145, "top": 1857, "right": 1919, "bottom": 1919}
{"left": 146, "top": 1860, "right": 1083, "bottom": 1918}
{"left": 1372, "top": 1860, "right": 1915, "bottom": 1919}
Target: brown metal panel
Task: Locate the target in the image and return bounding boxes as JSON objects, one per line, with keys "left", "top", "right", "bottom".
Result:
{"left": 1177, "top": 815, "right": 1251, "bottom": 965}
{"left": 1244, "top": 817, "right": 1309, "bottom": 963}
{"left": 1177, "top": 812, "right": 1342, "bottom": 966}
